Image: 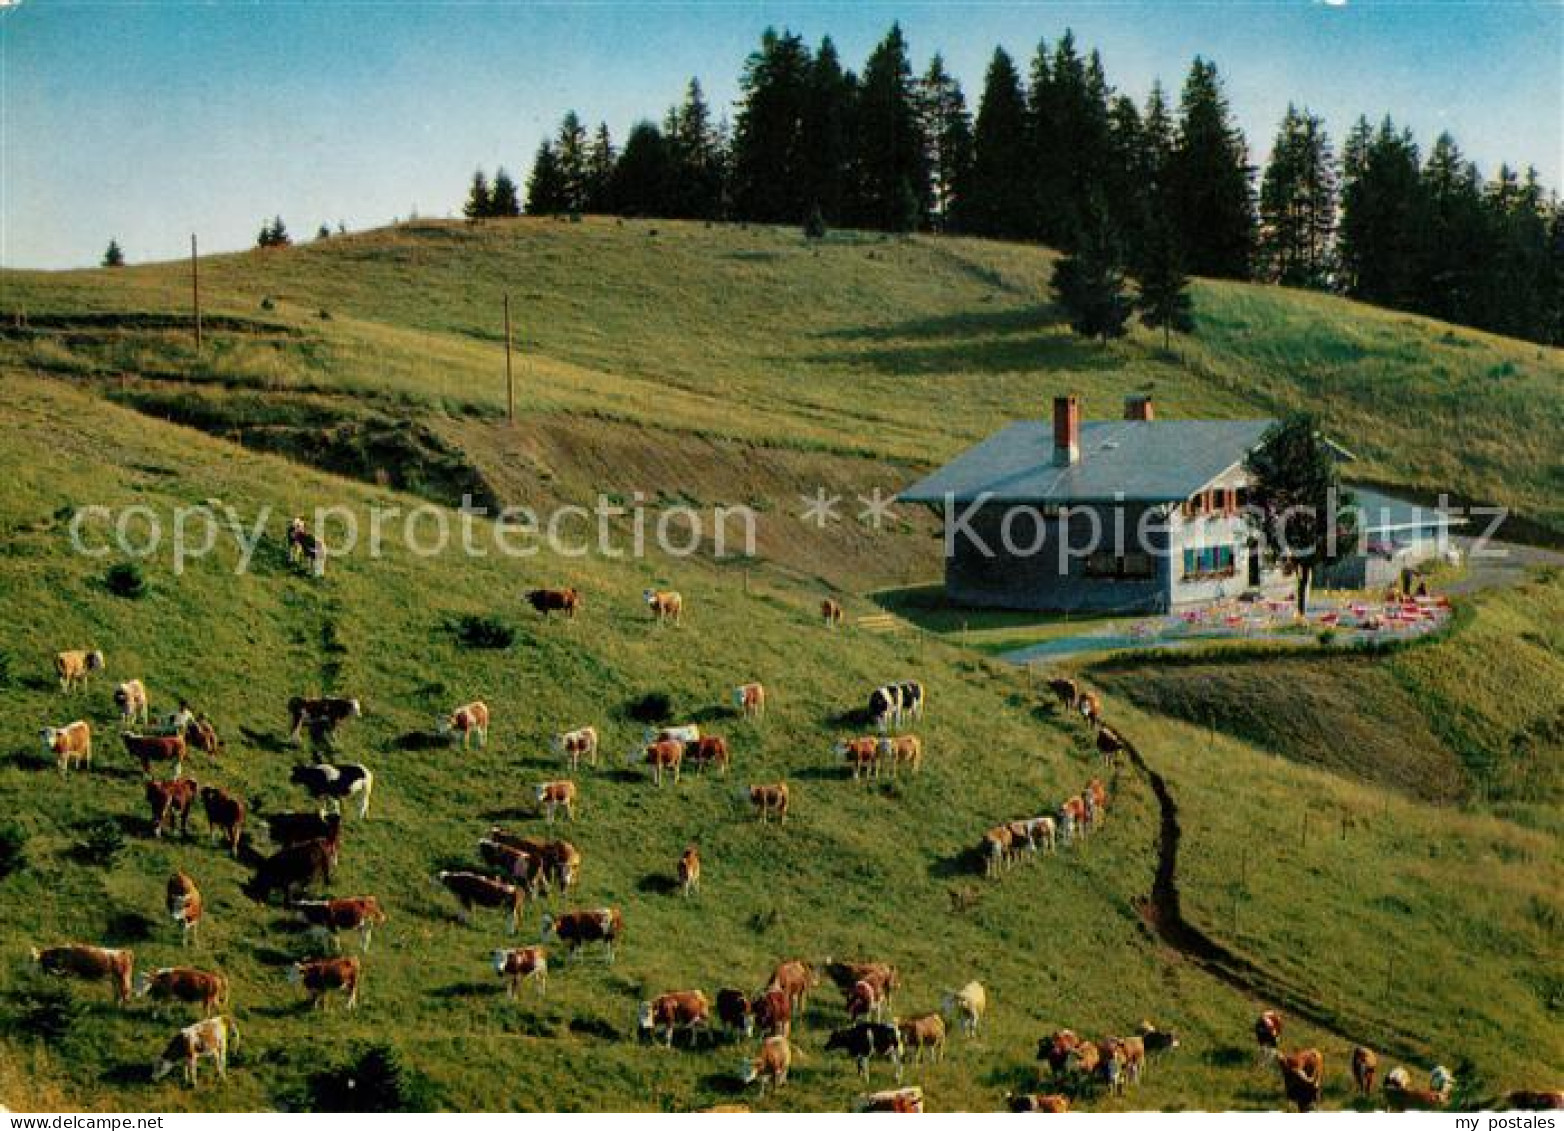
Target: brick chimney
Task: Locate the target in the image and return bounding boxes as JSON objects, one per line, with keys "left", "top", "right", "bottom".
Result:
{"left": 1052, "top": 395, "right": 1080, "bottom": 466}
{"left": 1124, "top": 394, "right": 1155, "bottom": 421}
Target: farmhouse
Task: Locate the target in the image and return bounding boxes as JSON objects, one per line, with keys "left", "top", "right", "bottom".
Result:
{"left": 902, "top": 395, "right": 1358, "bottom": 613}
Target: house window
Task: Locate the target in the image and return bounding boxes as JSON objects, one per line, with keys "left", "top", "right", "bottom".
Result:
{"left": 1087, "top": 551, "right": 1156, "bottom": 581}
{"left": 1182, "top": 544, "right": 1238, "bottom": 580}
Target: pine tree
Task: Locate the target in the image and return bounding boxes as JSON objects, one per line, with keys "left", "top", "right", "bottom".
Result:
{"left": 609, "top": 122, "right": 672, "bottom": 217}
{"left": 1258, "top": 105, "right": 1338, "bottom": 287}
{"left": 919, "top": 53, "right": 972, "bottom": 231}
{"left": 585, "top": 124, "right": 617, "bottom": 213}
{"left": 1052, "top": 200, "right": 1132, "bottom": 342}
{"left": 257, "top": 216, "right": 291, "bottom": 248}
{"left": 1166, "top": 57, "right": 1256, "bottom": 278}
{"left": 850, "top": 23, "right": 930, "bottom": 231}
{"left": 1338, "top": 116, "right": 1422, "bottom": 307}
{"left": 489, "top": 168, "right": 521, "bottom": 218}
{"left": 526, "top": 140, "right": 567, "bottom": 215}
{"left": 1415, "top": 133, "right": 1486, "bottom": 323}
{"left": 800, "top": 36, "right": 856, "bottom": 225}
{"left": 731, "top": 28, "right": 815, "bottom": 224}
{"left": 1134, "top": 223, "right": 1195, "bottom": 349}
{"left": 1479, "top": 164, "right": 1551, "bottom": 340}
{"left": 316, "top": 224, "right": 331, "bottom": 240}
{"left": 463, "top": 169, "right": 493, "bottom": 220}
{"left": 555, "top": 111, "right": 590, "bottom": 216}
{"left": 957, "top": 47, "right": 1028, "bottom": 237}
{"left": 665, "top": 78, "right": 724, "bottom": 219}
{"left": 101, "top": 239, "right": 125, "bottom": 268}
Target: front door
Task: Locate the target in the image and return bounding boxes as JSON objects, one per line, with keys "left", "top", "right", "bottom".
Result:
{"left": 1247, "top": 539, "right": 1262, "bottom": 587}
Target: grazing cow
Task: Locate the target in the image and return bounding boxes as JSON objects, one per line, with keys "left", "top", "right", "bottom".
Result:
{"left": 167, "top": 871, "right": 203, "bottom": 947}
{"left": 289, "top": 956, "right": 361, "bottom": 1010}
{"left": 438, "top": 701, "right": 490, "bottom": 749}
{"left": 1501, "top": 1092, "right": 1564, "bottom": 1111}
{"left": 1008, "top": 1093, "right": 1070, "bottom": 1113}
{"left": 151, "top": 1016, "right": 237, "bottom": 1087}
{"left": 897, "top": 681, "right": 925, "bottom": 722}
{"left": 826, "top": 1022, "right": 904, "bottom": 1081}
{"left": 1019, "top": 815, "right": 1057, "bottom": 855}
{"left": 243, "top": 839, "right": 336, "bottom": 905}
{"left": 124, "top": 732, "right": 186, "bottom": 778}
{"left": 181, "top": 712, "right": 223, "bottom": 757}
{"left": 199, "top": 786, "right": 246, "bottom": 857}
{"left": 686, "top": 735, "right": 731, "bottom": 775}
{"left": 1278, "top": 1048, "right": 1325, "bottom": 1112}
{"left": 1085, "top": 778, "right": 1109, "bottom": 820}
{"left": 294, "top": 897, "right": 387, "bottom": 953}
{"left": 41, "top": 720, "right": 92, "bottom": 775}
{"left": 644, "top": 589, "right": 683, "bottom": 625}
{"left": 767, "top": 959, "right": 817, "bottom": 1018}
{"left": 536, "top": 780, "right": 578, "bottom": 823}
{"left": 31, "top": 944, "right": 134, "bottom": 1005}
{"left": 478, "top": 837, "right": 549, "bottom": 895}
{"left": 1058, "top": 798, "right": 1088, "bottom": 846}
{"left": 55, "top": 649, "right": 106, "bottom": 693}
{"left": 1138, "top": 1021, "right": 1180, "bottom": 1061}
{"left": 492, "top": 946, "right": 548, "bottom": 998}
{"left": 855, "top": 1087, "right": 924, "bottom": 1113}
{"left": 845, "top": 979, "right": 885, "bottom": 1023}
{"left": 287, "top": 696, "right": 361, "bottom": 746}
{"left": 877, "top": 734, "right": 922, "bottom": 776}
{"left": 147, "top": 778, "right": 199, "bottom": 839}
{"left": 526, "top": 587, "right": 581, "bottom": 619}
{"left": 1430, "top": 1065, "right": 1454, "bottom": 1099}
{"left": 290, "top": 762, "right": 373, "bottom": 819}
{"left": 639, "top": 990, "right": 710, "bottom": 1047}
{"left": 1066, "top": 1040, "right": 1101, "bottom": 1079}
{"left": 486, "top": 830, "right": 581, "bottom": 892}
{"left": 115, "top": 679, "right": 150, "bottom": 727}
{"left": 1114, "top": 1035, "right": 1147, "bottom": 1089}
{"left": 678, "top": 845, "right": 701, "bottom": 897}
{"left": 752, "top": 987, "right": 792, "bottom": 1038}
{"left": 1351, "top": 1046, "right": 1379, "bottom": 1097}
{"left": 898, "top": 1013, "right": 946, "bottom": 1064}
{"left": 868, "top": 685, "right": 903, "bottom": 731}
{"left": 822, "top": 598, "right": 844, "bottom": 629}
{"left": 1097, "top": 726, "right": 1127, "bottom": 766}
{"left": 750, "top": 782, "right": 789, "bottom": 823}
{"left": 552, "top": 725, "right": 599, "bottom": 771}
{"left": 134, "top": 967, "right": 228, "bottom": 1017}
{"left": 837, "top": 736, "right": 882, "bottom": 781}
{"left": 942, "top": 981, "right": 987, "bottom": 1039}
{"left": 1254, "top": 1010, "right": 1284, "bottom": 1061}
{"left": 716, "top": 988, "right": 755, "bottom": 1039}
{"left": 264, "top": 810, "right": 340, "bottom": 849}
{"left": 1038, "top": 1029, "right": 1081, "bottom": 1078}
{"left": 629, "top": 739, "right": 683, "bottom": 786}
{"left": 287, "top": 517, "right": 327, "bottom": 574}
{"left": 734, "top": 682, "right": 766, "bottom": 719}
{"left": 1078, "top": 692, "right": 1103, "bottom": 729}
{"left": 540, "top": 908, "right": 624, "bottom": 963}
{"left": 1045, "top": 677, "right": 1078, "bottom": 711}
{"left": 982, "top": 824, "right": 1015, "bottom": 877}
{"left": 741, "top": 1035, "right": 792, "bottom": 1096}
{"left": 825, "top": 961, "right": 898, "bottom": 1003}
{"left": 438, "top": 871, "right": 524, "bottom": 933}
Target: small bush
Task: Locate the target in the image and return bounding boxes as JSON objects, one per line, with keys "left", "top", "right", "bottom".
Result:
{"left": 0, "top": 821, "right": 27, "bottom": 878}
{"left": 104, "top": 562, "right": 147, "bottom": 599}
{"left": 302, "top": 1043, "right": 441, "bottom": 1112}
{"left": 455, "top": 614, "right": 514, "bottom": 650}
{"left": 625, "top": 691, "right": 674, "bottom": 725}
{"left": 78, "top": 819, "right": 127, "bottom": 868}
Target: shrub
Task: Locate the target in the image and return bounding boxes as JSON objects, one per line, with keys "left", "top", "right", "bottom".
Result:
{"left": 625, "top": 691, "right": 673, "bottom": 725}
{"left": 104, "top": 562, "right": 147, "bottom": 599}
{"left": 78, "top": 819, "right": 127, "bottom": 867}
{"left": 302, "top": 1043, "right": 441, "bottom": 1112}
{"left": 455, "top": 614, "right": 514, "bottom": 650}
{"left": 0, "top": 821, "right": 26, "bottom": 879}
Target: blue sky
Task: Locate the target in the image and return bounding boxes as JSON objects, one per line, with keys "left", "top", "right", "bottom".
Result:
{"left": 2, "top": 1, "right": 1559, "bottom": 268}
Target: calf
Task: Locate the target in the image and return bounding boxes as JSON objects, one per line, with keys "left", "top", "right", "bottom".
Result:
{"left": 182, "top": 713, "right": 223, "bottom": 757}
{"left": 540, "top": 907, "right": 623, "bottom": 963}
{"left": 54, "top": 649, "right": 105, "bottom": 693}
{"left": 150, "top": 1016, "right": 237, "bottom": 1087}
{"left": 752, "top": 987, "right": 792, "bottom": 1039}
{"left": 1351, "top": 1045, "right": 1379, "bottom": 1097}
{"left": 478, "top": 837, "right": 550, "bottom": 895}
{"left": 1278, "top": 1048, "right": 1325, "bottom": 1112}
{"left": 734, "top": 682, "right": 765, "bottom": 719}
{"left": 898, "top": 1013, "right": 946, "bottom": 1064}
{"left": 716, "top": 988, "right": 755, "bottom": 1039}
{"left": 552, "top": 725, "right": 599, "bottom": 771}
{"left": 855, "top": 1087, "right": 924, "bottom": 1113}
{"left": 1058, "top": 798, "right": 1087, "bottom": 847}
{"left": 243, "top": 838, "right": 336, "bottom": 904}
{"left": 686, "top": 735, "right": 730, "bottom": 775}
{"left": 535, "top": 779, "right": 577, "bottom": 823}
{"left": 492, "top": 946, "right": 548, "bottom": 998}
{"left": 437, "top": 871, "right": 524, "bottom": 933}
{"left": 286, "top": 696, "right": 361, "bottom": 745}
{"left": 290, "top": 956, "right": 361, "bottom": 1010}
{"left": 942, "top": 980, "right": 986, "bottom": 1039}
{"left": 750, "top": 782, "right": 789, "bottom": 823}
{"left": 644, "top": 588, "right": 683, "bottom": 625}
{"left": 438, "top": 701, "right": 490, "bottom": 749}
{"left": 638, "top": 990, "right": 710, "bottom": 1047}
{"left": 1383, "top": 1068, "right": 1449, "bottom": 1111}
{"left": 821, "top": 598, "right": 844, "bottom": 628}
{"left": 294, "top": 897, "right": 387, "bottom": 953}
{"left": 134, "top": 967, "right": 228, "bottom": 1017}
{"left": 525, "top": 587, "right": 581, "bottom": 619}
{"left": 629, "top": 739, "right": 683, "bottom": 786}
{"left": 32, "top": 944, "right": 134, "bottom": 1005}
{"left": 124, "top": 732, "right": 186, "bottom": 778}
{"left": 1008, "top": 1093, "right": 1070, "bottom": 1113}
{"left": 837, "top": 736, "right": 882, "bottom": 781}
{"left": 678, "top": 845, "right": 701, "bottom": 897}
{"left": 877, "top": 734, "right": 922, "bottom": 776}
{"left": 290, "top": 762, "right": 374, "bottom": 819}
{"left": 167, "top": 871, "right": 203, "bottom": 947}
{"left": 1114, "top": 1035, "right": 1147, "bottom": 1089}
{"left": 200, "top": 785, "right": 246, "bottom": 857}
{"left": 41, "top": 720, "right": 91, "bottom": 775}
{"left": 825, "top": 1022, "right": 904, "bottom": 1081}
{"left": 115, "top": 679, "right": 150, "bottom": 727}
{"left": 741, "top": 1035, "right": 792, "bottom": 1096}
{"left": 147, "top": 778, "right": 199, "bottom": 839}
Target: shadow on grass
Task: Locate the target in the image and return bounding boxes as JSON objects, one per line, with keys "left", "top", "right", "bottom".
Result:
{"left": 480, "top": 807, "right": 539, "bottom": 823}
{"left": 240, "top": 726, "right": 294, "bottom": 755}
{"left": 636, "top": 874, "right": 680, "bottom": 896}
{"left": 1203, "top": 1045, "right": 1252, "bottom": 1069}
{"left": 929, "top": 846, "right": 984, "bottom": 882}
{"left": 431, "top": 980, "right": 500, "bottom": 1000}
{"left": 698, "top": 1072, "right": 749, "bottom": 1097}
{"left": 567, "top": 1015, "right": 620, "bottom": 1041}
{"left": 690, "top": 704, "right": 740, "bottom": 725}
{"left": 816, "top": 307, "right": 1055, "bottom": 344}
{"left": 103, "top": 910, "right": 158, "bottom": 944}
{"left": 392, "top": 731, "right": 447, "bottom": 753}
{"left": 100, "top": 1063, "right": 154, "bottom": 1088}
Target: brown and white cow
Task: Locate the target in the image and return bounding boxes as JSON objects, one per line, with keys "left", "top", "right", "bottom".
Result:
{"left": 290, "top": 956, "right": 361, "bottom": 1010}
{"left": 294, "top": 897, "right": 387, "bottom": 953}
{"left": 1352, "top": 1046, "right": 1379, "bottom": 1097}
{"left": 685, "top": 735, "right": 731, "bottom": 775}
{"left": 741, "top": 1035, "right": 792, "bottom": 1095}
{"left": 877, "top": 734, "right": 922, "bottom": 776}
{"left": 749, "top": 782, "right": 789, "bottom": 823}
{"left": 734, "top": 682, "right": 766, "bottom": 719}
{"left": 752, "top": 987, "right": 792, "bottom": 1039}
{"left": 898, "top": 1013, "right": 946, "bottom": 1064}
{"left": 1278, "top": 1048, "right": 1325, "bottom": 1112}
{"left": 287, "top": 517, "right": 327, "bottom": 575}
{"left": 478, "top": 837, "right": 550, "bottom": 895}
{"left": 678, "top": 845, "right": 701, "bottom": 897}
{"left": 1008, "top": 1093, "right": 1069, "bottom": 1113}
{"left": 124, "top": 732, "right": 186, "bottom": 778}
{"left": 526, "top": 587, "right": 581, "bottom": 619}
{"left": 151, "top": 1016, "right": 237, "bottom": 1087}
{"left": 767, "top": 959, "right": 817, "bottom": 1018}
{"left": 982, "top": 824, "right": 1015, "bottom": 877}
{"left": 147, "top": 778, "right": 199, "bottom": 839}
{"left": 167, "top": 871, "right": 203, "bottom": 947}
{"left": 1046, "top": 677, "right": 1078, "bottom": 711}
{"left": 437, "top": 871, "right": 524, "bottom": 933}
{"left": 287, "top": 696, "right": 361, "bottom": 746}
{"left": 836, "top": 736, "right": 881, "bottom": 781}
{"left": 552, "top": 725, "right": 599, "bottom": 771}
{"left": 845, "top": 979, "right": 885, "bottom": 1023}
{"left": 55, "top": 649, "right": 105, "bottom": 693}
{"left": 825, "top": 961, "right": 899, "bottom": 1004}
{"left": 32, "top": 944, "right": 135, "bottom": 1004}
{"left": 639, "top": 990, "right": 711, "bottom": 1047}
{"left": 540, "top": 908, "right": 624, "bottom": 963}
{"left": 644, "top": 589, "right": 683, "bottom": 625}
{"left": 1038, "top": 1029, "right": 1082, "bottom": 1078}
{"left": 115, "top": 679, "right": 150, "bottom": 727}
{"left": 821, "top": 598, "right": 844, "bottom": 629}
{"left": 535, "top": 779, "right": 578, "bottom": 823}
{"left": 199, "top": 785, "right": 246, "bottom": 857}
{"left": 1078, "top": 691, "right": 1103, "bottom": 729}
{"left": 628, "top": 739, "right": 683, "bottom": 786}
{"left": 855, "top": 1086, "right": 924, "bottom": 1113}
{"left": 717, "top": 988, "right": 755, "bottom": 1039}
{"left": 1097, "top": 725, "right": 1128, "bottom": 766}
{"left": 41, "top": 720, "right": 91, "bottom": 775}
{"left": 1254, "top": 1010, "right": 1284, "bottom": 1062}
{"left": 134, "top": 967, "right": 228, "bottom": 1017}
{"left": 438, "top": 701, "right": 490, "bottom": 749}
{"left": 492, "top": 946, "right": 549, "bottom": 998}
{"left": 486, "top": 829, "right": 580, "bottom": 892}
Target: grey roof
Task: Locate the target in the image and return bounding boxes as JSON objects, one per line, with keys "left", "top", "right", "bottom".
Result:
{"left": 1348, "top": 486, "right": 1466, "bottom": 534}
{"left": 898, "top": 419, "right": 1277, "bottom": 505}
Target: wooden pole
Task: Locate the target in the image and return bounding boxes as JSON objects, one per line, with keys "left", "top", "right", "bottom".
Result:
{"left": 503, "top": 293, "right": 515, "bottom": 424}
{"left": 190, "top": 234, "right": 202, "bottom": 353}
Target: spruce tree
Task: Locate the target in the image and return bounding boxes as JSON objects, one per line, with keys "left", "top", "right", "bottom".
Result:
{"left": 463, "top": 169, "right": 493, "bottom": 220}
{"left": 919, "top": 53, "right": 972, "bottom": 231}
{"left": 1051, "top": 200, "right": 1132, "bottom": 342}
{"left": 1415, "top": 133, "right": 1486, "bottom": 323}
{"left": 1134, "top": 224, "right": 1195, "bottom": 350}
{"left": 526, "top": 140, "right": 567, "bottom": 215}
{"left": 1258, "top": 105, "right": 1338, "bottom": 287}
{"left": 800, "top": 36, "right": 856, "bottom": 225}
{"left": 316, "top": 224, "right": 332, "bottom": 240}
{"left": 665, "top": 78, "right": 724, "bottom": 219}
{"left": 1167, "top": 57, "right": 1256, "bottom": 278}
{"left": 555, "top": 111, "right": 590, "bottom": 216}
{"left": 850, "top": 23, "right": 930, "bottom": 231}
{"left": 585, "top": 124, "right": 617, "bottom": 213}
{"left": 958, "top": 47, "right": 1028, "bottom": 237}
{"left": 731, "top": 28, "right": 814, "bottom": 224}
{"left": 609, "top": 122, "right": 672, "bottom": 217}
{"left": 1338, "top": 116, "right": 1422, "bottom": 307}
{"left": 101, "top": 239, "right": 125, "bottom": 268}
{"left": 489, "top": 168, "right": 521, "bottom": 218}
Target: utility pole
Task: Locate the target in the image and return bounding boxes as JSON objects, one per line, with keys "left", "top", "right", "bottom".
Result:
{"left": 191, "top": 234, "right": 202, "bottom": 353}
{"left": 503, "top": 292, "right": 515, "bottom": 424}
